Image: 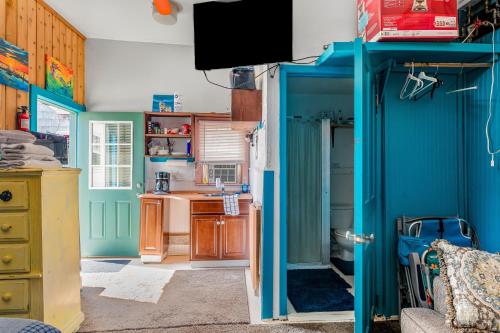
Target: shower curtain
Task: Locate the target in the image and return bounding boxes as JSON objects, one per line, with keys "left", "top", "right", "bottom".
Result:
{"left": 287, "top": 119, "right": 322, "bottom": 264}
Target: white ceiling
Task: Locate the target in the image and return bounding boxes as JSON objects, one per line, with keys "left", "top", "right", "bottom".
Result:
{"left": 44, "top": 0, "right": 197, "bottom": 46}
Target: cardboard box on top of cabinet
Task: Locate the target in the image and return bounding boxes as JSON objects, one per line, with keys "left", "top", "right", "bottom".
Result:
{"left": 357, "top": 0, "right": 458, "bottom": 42}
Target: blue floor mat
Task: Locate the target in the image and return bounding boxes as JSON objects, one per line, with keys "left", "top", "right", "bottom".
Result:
{"left": 287, "top": 269, "right": 354, "bottom": 313}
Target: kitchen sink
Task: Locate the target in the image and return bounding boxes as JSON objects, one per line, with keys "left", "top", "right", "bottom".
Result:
{"left": 204, "top": 192, "right": 240, "bottom": 197}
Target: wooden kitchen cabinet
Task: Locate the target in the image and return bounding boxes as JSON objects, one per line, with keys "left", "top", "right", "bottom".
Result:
{"left": 190, "top": 199, "right": 251, "bottom": 261}
{"left": 221, "top": 215, "right": 249, "bottom": 260}
{"left": 191, "top": 215, "right": 220, "bottom": 260}
{"left": 231, "top": 89, "right": 262, "bottom": 122}
{"left": 139, "top": 198, "right": 167, "bottom": 261}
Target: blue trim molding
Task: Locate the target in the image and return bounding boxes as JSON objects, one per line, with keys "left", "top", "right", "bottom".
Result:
{"left": 261, "top": 170, "right": 275, "bottom": 320}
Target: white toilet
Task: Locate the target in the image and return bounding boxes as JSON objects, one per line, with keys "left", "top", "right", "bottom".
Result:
{"left": 331, "top": 206, "right": 354, "bottom": 262}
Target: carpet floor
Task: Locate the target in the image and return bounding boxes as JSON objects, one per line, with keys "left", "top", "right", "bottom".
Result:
{"left": 84, "top": 321, "right": 400, "bottom": 333}
{"left": 79, "top": 269, "right": 250, "bottom": 332}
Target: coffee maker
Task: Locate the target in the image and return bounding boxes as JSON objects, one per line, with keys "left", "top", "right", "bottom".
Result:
{"left": 153, "top": 172, "right": 170, "bottom": 194}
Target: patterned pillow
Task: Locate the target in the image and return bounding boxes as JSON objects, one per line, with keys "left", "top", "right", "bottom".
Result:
{"left": 432, "top": 240, "right": 500, "bottom": 332}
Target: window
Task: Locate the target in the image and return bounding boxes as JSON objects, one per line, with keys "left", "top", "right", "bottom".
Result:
{"left": 196, "top": 120, "right": 249, "bottom": 185}
{"left": 89, "top": 121, "right": 133, "bottom": 189}
{"left": 198, "top": 121, "right": 247, "bottom": 162}
{"left": 35, "top": 100, "right": 75, "bottom": 166}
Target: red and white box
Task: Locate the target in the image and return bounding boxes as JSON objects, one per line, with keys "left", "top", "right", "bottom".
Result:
{"left": 357, "top": 0, "right": 458, "bottom": 42}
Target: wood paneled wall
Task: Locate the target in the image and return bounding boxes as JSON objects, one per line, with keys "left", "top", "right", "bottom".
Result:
{"left": 0, "top": 0, "right": 85, "bottom": 130}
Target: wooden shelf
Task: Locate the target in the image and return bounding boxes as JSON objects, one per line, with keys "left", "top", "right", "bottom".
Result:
{"left": 146, "top": 154, "right": 192, "bottom": 159}
{"left": 144, "top": 112, "right": 194, "bottom": 118}
{"left": 145, "top": 134, "right": 191, "bottom": 138}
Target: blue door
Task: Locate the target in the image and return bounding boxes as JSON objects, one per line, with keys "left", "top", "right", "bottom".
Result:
{"left": 354, "top": 39, "right": 378, "bottom": 333}
{"left": 78, "top": 112, "right": 144, "bottom": 257}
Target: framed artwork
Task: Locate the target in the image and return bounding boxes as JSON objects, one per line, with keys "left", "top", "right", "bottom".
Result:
{"left": 46, "top": 55, "right": 74, "bottom": 99}
{"left": 152, "top": 93, "right": 182, "bottom": 112}
{"left": 0, "top": 38, "right": 29, "bottom": 92}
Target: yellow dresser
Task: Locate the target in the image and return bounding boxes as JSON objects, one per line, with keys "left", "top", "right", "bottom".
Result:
{"left": 0, "top": 168, "right": 84, "bottom": 332}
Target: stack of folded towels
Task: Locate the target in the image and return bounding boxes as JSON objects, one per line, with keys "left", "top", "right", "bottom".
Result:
{"left": 0, "top": 130, "right": 62, "bottom": 169}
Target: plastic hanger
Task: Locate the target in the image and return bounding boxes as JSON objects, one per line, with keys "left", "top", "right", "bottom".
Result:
{"left": 400, "top": 63, "right": 423, "bottom": 100}
{"left": 409, "top": 71, "right": 438, "bottom": 99}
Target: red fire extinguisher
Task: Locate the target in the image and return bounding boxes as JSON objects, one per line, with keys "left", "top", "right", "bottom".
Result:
{"left": 17, "top": 106, "right": 30, "bottom": 132}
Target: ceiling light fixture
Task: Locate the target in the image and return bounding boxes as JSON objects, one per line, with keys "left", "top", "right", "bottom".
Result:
{"left": 152, "top": 0, "right": 181, "bottom": 25}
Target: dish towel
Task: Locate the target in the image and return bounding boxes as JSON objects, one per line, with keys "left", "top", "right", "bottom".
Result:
{"left": 223, "top": 194, "right": 240, "bottom": 216}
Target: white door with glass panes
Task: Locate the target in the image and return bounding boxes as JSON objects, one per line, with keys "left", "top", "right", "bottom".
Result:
{"left": 78, "top": 112, "right": 144, "bottom": 257}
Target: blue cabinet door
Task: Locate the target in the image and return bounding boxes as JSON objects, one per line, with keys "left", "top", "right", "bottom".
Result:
{"left": 77, "top": 112, "right": 144, "bottom": 257}
{"left": 354, "top": 38, "right": 378, "bottom": 333}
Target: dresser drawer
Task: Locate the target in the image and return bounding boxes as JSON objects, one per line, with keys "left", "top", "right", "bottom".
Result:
{"left": 0, "top": 280, "right": 29, "bottom": 313}
{"left": 0, "top": 245, "right": 30, "bottom": 273}
{"left": 0, "top": 213, "right": 29, "bottom": 242}
{"left": 0, "top": 181, "right": 29, "bottom": 211}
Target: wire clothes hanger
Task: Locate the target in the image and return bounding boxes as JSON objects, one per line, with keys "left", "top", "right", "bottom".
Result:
{"left": 400, "top": 62, "right": 424, "bottom": 100}
{"left": 411, "top": 65, "right": 443, "bottom": 101}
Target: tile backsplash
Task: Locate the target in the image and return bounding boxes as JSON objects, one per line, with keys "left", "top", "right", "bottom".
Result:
{"left": 145, "top": 159, "right": 241, "bottom": 192}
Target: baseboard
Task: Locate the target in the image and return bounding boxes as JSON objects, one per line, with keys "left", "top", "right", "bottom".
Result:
{"left": 190, "top": 260, "right": 250, "bottom": 268}
{"left": 141, "top": 254, "right": 163, "bottom": 263}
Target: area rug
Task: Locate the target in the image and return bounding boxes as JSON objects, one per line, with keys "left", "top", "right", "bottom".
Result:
{"left": 79, "top": 269, "right": 250, "bottom": 332}
{"left": 287, "top": 269, "right": 354, "bottom": 313}
{"left": 81, "top": 261, "right": 174, "bottom": 304}
{"left": 81, "top": 260, "right": 131, "bottom": 273}
{"left": 81, "top": 321, "right": 400, "bottom": 333}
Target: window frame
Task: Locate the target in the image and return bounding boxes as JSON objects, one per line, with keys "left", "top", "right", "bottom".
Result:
{"left": 194, "top": 116, "right": 250, "bottom": 186}
{"left": 88, "top": 120, "right": 134, "bottom": 190}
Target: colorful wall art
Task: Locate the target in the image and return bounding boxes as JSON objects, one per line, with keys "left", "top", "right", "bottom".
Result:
{"left": 46, "top": 55, "right": 74, "bottom": 99}
{"left": 0, "top": 38, "right": 29, "bottom": 92}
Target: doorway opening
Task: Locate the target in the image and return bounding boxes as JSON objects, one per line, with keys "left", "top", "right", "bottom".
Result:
{"left": 286, "top": 76, "right": 355, "bottom": 322}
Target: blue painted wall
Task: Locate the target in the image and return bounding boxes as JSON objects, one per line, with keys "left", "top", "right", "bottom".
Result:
{"left": 464, "top": 33, "right": 500, "bottom": 253}
{"left": 381, "top": 73, "right": 464, "bottom": 316}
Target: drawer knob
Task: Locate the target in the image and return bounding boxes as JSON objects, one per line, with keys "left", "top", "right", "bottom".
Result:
{"left": 1, "top": 255, "right": 13, "bottom": 264}
{"left": 1, "top": 292, "right": 12, "bottom": 302}
{"left": 0, "top": 191, "right": 12, "bottom": 202}
{"left": 0, "top": 224, "right": 12, "bottom": 232}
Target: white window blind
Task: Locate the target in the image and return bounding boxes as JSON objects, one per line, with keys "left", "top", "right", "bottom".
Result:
{"left": 89, "top": 121, "right": 133, "bottom": 189}
{"left": 198, "top": 121, "right": 246, "bottom": 162}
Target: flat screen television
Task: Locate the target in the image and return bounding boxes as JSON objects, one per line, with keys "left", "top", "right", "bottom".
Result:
{"left": 193, "top": 0, "right": 293, "bottom": 70}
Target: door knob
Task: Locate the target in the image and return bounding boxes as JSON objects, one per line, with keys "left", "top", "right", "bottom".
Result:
{"left": 2, "top": 255, "right": 13, "bottom": 264}
{"left": 0, "top": 224, "right": 12, "bottom": 232}
{"left": 0, "top": 191, "right": 12, "bottom": 202}
{"left": 1, "top": 292, "right": 12, "bottom": 302}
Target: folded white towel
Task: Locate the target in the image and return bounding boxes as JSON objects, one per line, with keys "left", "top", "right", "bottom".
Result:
{"left": 1, "top": 143, "right": 54, "bottom": 157}
{"left": 0, "top": 153, "right": 58, "bottom": 161}
{"left": 0, "top": 130, "right": 36, "bottom": 144}
{"left": 0, "top": 159, "right": 62, "bottom": 169}
{"left": 22, "top": 159, "right": 62, "bottom": 168}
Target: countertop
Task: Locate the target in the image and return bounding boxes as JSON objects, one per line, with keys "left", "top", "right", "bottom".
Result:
{"left": 138, "top": 191, "right": 253, "bottom": 201}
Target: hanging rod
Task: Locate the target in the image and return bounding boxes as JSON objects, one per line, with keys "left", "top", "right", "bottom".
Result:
{"left": 402, "top": 62, "right": 491, "bottom": 68}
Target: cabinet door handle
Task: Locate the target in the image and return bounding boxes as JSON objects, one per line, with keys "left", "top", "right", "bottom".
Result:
{"left": 0, "top": 191, "right": 12, "bottom": 202}
{"left": 0, "top": 224, "right": 12, "bottom": 232}
{"left": 216, "top": 221, "right": 220, "bottom": 225}
{"left": 220, "top": 220, "right": 225, "bottom": 225}
{"left": 1, "top": 292, "right": 12, "bottom": 302}
{"left": 2, "top": 255, "right": 13, "bottom": 264}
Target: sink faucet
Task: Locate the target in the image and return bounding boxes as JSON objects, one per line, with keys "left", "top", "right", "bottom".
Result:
{"left": 215, "top": 178, "right": 225, "bottom": 195}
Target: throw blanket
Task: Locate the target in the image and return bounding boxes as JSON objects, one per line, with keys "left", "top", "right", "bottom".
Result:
{"left": 0, "top": 318, "right": 60, "bottom": 333}
{"left": 0, "top": 130, "right": 36, "bottom": 144}
{"left": 0, "top": 159, "right": 62, "bottom": 169}
{"left": 433, "top": 240, "right": 500, "bottom": 332}
{"left": 1, "top": 143, "right": 55, "bottom": 156}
